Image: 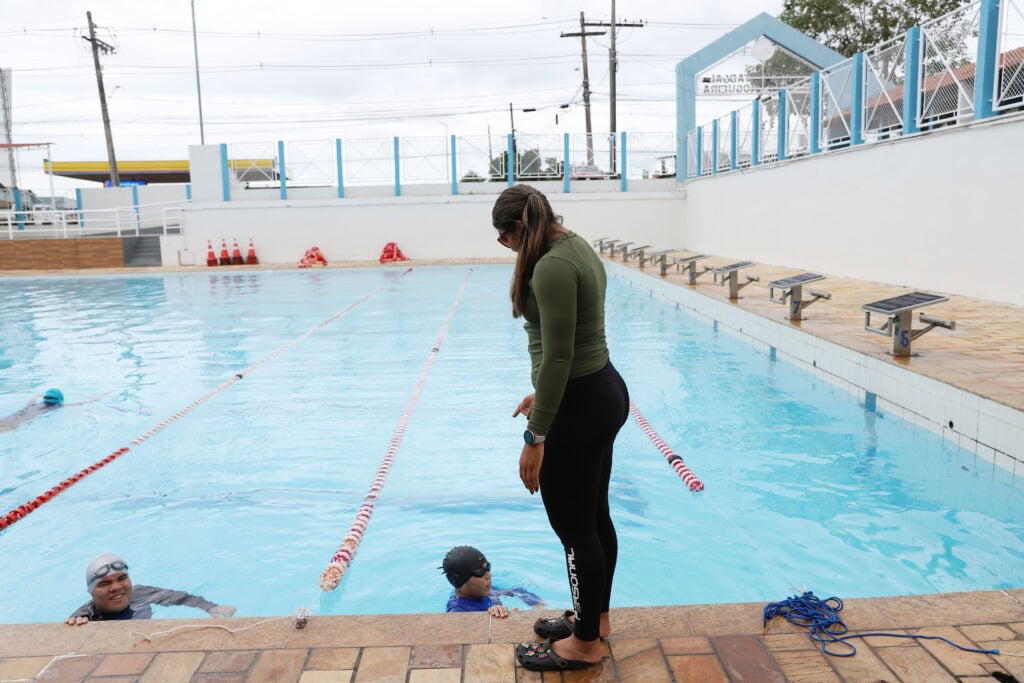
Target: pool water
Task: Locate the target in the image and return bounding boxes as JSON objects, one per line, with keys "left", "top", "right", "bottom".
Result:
{"left": 0, "top": 265, "right": 1021, "bottom": 624}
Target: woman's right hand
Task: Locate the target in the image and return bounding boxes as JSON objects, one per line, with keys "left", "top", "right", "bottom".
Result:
{"left": 513, "top": 393, "right": 535, "bottom": 418}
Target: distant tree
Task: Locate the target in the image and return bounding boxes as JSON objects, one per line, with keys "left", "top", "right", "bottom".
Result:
{"left": 460, "top": 170, "right": 485, "bottom": 183}
{"left": 779, "top": 0, "right": 967, "bottom": 58}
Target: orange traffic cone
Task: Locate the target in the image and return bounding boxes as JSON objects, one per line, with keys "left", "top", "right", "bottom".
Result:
{"left": 231, "top": 239, "right": 244, "bottom": 266}
{"left": 218, "top": 239, "right": 231, "bottom": 266}
{"left": 245, "top": 238, "right": 259, "bottom": 265}
{"left": 206, "top": 240, "right": 218, "bottom": 267}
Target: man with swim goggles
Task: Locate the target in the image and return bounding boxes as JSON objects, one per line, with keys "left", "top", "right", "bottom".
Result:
{"left": 66, "top": 553, "right": 237, "bottom": 623}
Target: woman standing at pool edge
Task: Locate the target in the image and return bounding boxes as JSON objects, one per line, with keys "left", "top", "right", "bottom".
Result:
{"left": 493, "top": 185, "right": 630, "bottom": 672}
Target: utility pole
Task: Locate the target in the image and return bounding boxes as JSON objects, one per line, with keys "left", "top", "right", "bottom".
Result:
{"left": 190, "top": 0, "right": 205, "bottom": 144}
{"left": 84, "top": 11, "right": 119, "bottom": 187}
{"left": 561, "top": 12, "right": 605, "bottom": 169}
{"left": 586, "top": 2, "right": 645, "bottom": 173}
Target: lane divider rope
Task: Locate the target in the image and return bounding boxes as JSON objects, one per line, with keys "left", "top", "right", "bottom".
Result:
{"left": 629, "top": 400, "right": 704, "bottom": 492}
{"left": 0, "top": 268, "right": 413, "bottom": 532}
{"left": 319, "top": 268, "right": 473, "bottom": 591}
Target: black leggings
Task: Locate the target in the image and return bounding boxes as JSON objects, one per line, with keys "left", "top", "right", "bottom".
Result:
{"left": 540, "top": 361, "right": 629, "bottom": 642}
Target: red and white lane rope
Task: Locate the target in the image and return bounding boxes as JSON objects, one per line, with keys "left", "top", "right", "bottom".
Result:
{"left": 0, "top": 269, "right": 412, "bottom": 532}
{"left": 320, "top": 268, "right": 473, "bottom": 591}
{"left": 629, "top": 400, "right": 704, "bottom": 492}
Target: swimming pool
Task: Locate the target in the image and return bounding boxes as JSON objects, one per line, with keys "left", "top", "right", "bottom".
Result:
{"left": 1, "top": 265, "right": 1022, "bottom": 624}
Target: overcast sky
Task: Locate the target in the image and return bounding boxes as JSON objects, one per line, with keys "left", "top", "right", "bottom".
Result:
{"left": 1, "top": 0, "right": 782, "bottom": 192}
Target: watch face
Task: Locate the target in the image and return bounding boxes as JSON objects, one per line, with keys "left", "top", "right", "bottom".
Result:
{"left": 524, "top": 429, "right": 534, "bottom": 445}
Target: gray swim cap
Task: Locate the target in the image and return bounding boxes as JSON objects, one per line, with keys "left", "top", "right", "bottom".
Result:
{"left": 86, "top": 553, "right": 128, "bottom": 594}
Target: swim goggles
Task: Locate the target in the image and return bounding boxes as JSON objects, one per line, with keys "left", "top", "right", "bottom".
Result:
{"left": 91, "top": 560, "right": 129, "bottom": 580}
{"left": 468, "top": 560, "right": 490, "bottom": 578}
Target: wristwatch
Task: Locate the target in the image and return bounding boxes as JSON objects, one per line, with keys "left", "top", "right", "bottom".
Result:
{"left": 524, "top": 429, "right": 546, "bottom": 445}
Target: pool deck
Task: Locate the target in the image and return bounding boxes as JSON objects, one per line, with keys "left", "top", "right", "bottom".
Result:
{"left": 2, "top": 256, "right": 1023, "bottom": 682}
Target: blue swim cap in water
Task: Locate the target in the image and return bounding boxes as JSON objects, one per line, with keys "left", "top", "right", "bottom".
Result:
{"left": 42, "top": 388, "right": 64, "bottom": 405}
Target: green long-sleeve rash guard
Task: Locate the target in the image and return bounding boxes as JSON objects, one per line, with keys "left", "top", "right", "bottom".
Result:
{"left": 523, "top": 232, "right": 610, "bottom": 436}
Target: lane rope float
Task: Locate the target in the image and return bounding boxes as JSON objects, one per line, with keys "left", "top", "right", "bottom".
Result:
{"left": 319, "top": 268, "right": 473, "bottom": 591}
{"left": 0, "top": 268, "right": 413, "bottom": 532}
{"left": 629, "top": 400, "right": 704, "bottom": 492}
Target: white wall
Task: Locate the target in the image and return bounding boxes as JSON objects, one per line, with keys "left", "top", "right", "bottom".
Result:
{"left": 683, "top": 114, "right": 1024, "bottom": 306}
{"left": 181, "top": 191, "right": 686, "bottom": 264}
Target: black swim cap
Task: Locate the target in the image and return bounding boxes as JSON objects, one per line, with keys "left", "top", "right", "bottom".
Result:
{"left": 441, "top": 546, "right": 490, "bottom": 588}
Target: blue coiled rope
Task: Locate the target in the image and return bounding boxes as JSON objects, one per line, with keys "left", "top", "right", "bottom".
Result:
{"left": 762, "top": 591, "right": 1001, "bottom": 658}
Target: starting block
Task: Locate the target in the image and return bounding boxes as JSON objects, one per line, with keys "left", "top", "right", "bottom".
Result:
{"left": 768, "top": 273, "right": 831, "bottom": 320}
{"left": 713, "top": 261, "right": 759, "bottom": 300}
{"left": 625, "top": 244, "right": 652, "bottom": 263}
{"left": 592, "top": 238, "right": 619, "bottom": 254}
{"left": 673, "top": 254, "right": 710, "bottom": 284}
{"left": 863, "top": 291, "right": 956, "bottom": 357}
{"left": 647, "top": 250, "right": 674, "bottom": 276}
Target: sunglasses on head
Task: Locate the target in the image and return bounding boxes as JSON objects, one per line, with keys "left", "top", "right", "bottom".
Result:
{"left": 91, "top": 561, "right": 128, "bottom": 580}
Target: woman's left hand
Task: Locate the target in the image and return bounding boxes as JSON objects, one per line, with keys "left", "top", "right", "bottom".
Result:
{"left": 519, "top": 443, "right": 544, "bottom": 494}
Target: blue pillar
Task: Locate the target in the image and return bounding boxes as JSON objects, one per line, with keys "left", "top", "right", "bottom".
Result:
{"left": 506, "top": 134, "right": 514, "bottom": 187}
{"left": 278, "top": 141, "right": 287, "bottom": 199}
{"left": 185, "top": 183, "right": 192, "bottom": 201}
{"left": 903, "top": 27, "right": 922, "bottom": 135}
{"left": 777, "top": 89, "right": 788, "bottom": 161}
{"left": 729, "top": 111, "right": 738, "bottom": 170}
{"left": 131, "top": 184, "right": 140, "bottom": 230}
{"left": 620, "top": 131, "right": 628, "bottom": 192}
{"left": 342, "top": 137, "right": 350, "bottom": 198}
{"left": 75, "top": 188, "right": 84, "bottom": 229}
{"left": 393, "top": 136, "right": 401, "bottom": 197}
{"left": 752, "top": 103, "right": 761, "bottom": 166}
{"left": 562, "top": 133, "right": 570, "bottom": 193}
{"left": 695, "top": 126, "right": 703, "bottom": 175}
{"left": 974, "top": 0, "right": 1001, "bottom": 120}
{"left": 450, "top": 134, "right": 458, "bottom": 196}
{"left": 710, "top": 119, "right": 719, "bottom": 174}
{"left": 810, "top": 72, "right": 822, "bottom": 153}
{"left": 13, "top": 187, "right": 23, "bottom": 230}
{"left": 220, "top": 143, "right": 231, "bottom": 201}
{"left": 851, "top": 53, "right": 865, "bottom": 145}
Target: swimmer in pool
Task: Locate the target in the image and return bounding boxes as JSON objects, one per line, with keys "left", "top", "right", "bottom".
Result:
{"left": 0, "top": 388, "right": 109, "bottom": 433}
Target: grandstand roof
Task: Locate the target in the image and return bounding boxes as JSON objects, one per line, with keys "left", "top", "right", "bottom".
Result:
{"left": 44, "top": 159, "right": 276, "bottom": 184}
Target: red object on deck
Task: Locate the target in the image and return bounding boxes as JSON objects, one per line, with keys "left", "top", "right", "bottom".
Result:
{"left": 231, "top": 239, "right": 244, "bottom": 266}
{"left": 206, "top": 240, "right": 218, "bottom": 267}
{"left": 379, "top": 242, "right": 408, "bottom": 264}
{"left": 299, "top": 246, "right": 328, "bottom": 268}
{"left": 218, "top": 239, "right": 231, "bottom": 266}
{"left": 246, "top": 239, "right": 259, "bottom": 265}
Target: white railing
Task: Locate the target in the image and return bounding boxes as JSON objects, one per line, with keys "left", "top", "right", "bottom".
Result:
{"left": 623, "top": 131, "right": 675, "bottom": 179}
{"left": 344, "top": 137, "right": 393, "bottom": 185}
{"left": 514, "top": 134, "right": 563, "bottom": 181}
{"left": 758, "top": 94, "right": 780, "bottom": 164}
{"left": 919, "top": 0, "right": 981, "bottom": 129}
{"left": 228, "top": 142, "right": 278, "bottom": 186}
{"left": 820, "top": 56, "right": 855, "bottom": 149}
{"left": 0, "top": 201, "right": 186, "bottom": 240}
{"left": 785, "top": 79, "right": 812, "bottom": 158}
{"left": 400, "top": 136, "right": 449, "bottom": 183}
{"left": 863, "top": 35, "right": 908, "bottom": 141}
{"left": 700, "top": 126, "right": 714, "bottom": 175}
{"left": 736, "top": 103, "right": 754, "bottom": 168}
{"left": 287, "top": 139, "right": 335, "bottom": 187}
{"left": 686, "top": 129, "right": 698, "bottom": 178}
{"left": 571, "top": 133, "right": 618, "bottom": 178}
{"left": 995, "top": 0, "right": 1024, "bottom": 111}
{"left": 717, "top": 114, "right": 732, "bottom": 171}
{"left": 457, "top": 135, "right": 504, "bottom": 182}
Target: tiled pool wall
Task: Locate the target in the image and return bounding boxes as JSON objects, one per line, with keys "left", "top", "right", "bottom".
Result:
{"left": 609, "top": 262, "right": 1024, "bottom": 479}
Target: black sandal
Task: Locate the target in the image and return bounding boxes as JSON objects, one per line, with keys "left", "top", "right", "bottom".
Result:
{"left": 515, "top": 638, "right": 596, "bottom": 671}
{"left": 533, "top": 609, "right": 574, "bottom": 640}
